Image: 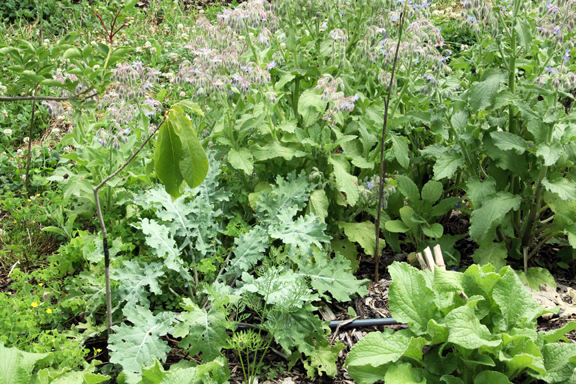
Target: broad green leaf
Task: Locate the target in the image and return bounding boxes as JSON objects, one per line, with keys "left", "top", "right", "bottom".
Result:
{"left": 63, "top": 47, "right": 82, "bottom": 59}
{"left": 542, "top": 321, "right": 576, "bottom": 343}
{"left": 328, "top": 155, "right": 359, "bottom": 206}
{"left": 308, "top": 189, "right": 329, "bottom": 222}
{"left": 391, "top": 134, "right": 410, "bottom": 168}
{"left": 445, "top": 305, "right": 501, "bottom": 349}
{"left": 303, "top": 341, "right": 345, "bottom": 378}
{"left": 140, "top": 219, "right": 191, "bottom": 281}
{"left": 136, "top": 356, "right": 229, "bottom": 384}
{"left": 469, "top": 192, "right": 521, "bottom": 241}
{"left": 422, "top": 223, "right": 444, "bottom": 238}
{"left": 451, "top": 111, "right": 468, "bottom": 133}
{"left": 396, "top": 175, "right": 420, "bottom": 203}
{"left": 298, "top": 89, "right": 327, "bottom": 127}
{"left": 490, "top": 131, "right": 526, "bottom": 154}
{"left": 154, "top": 118, "right": 184, "bottom": 198}
{"left": 173, "top": 299, "right": 229, "bottom": 362}
{"left": 517, "top": 267, "right": 556, "bottom": 290}
{"left": 542, "top": 343, "right": 576, "bottom": 383}
{"left": 332, "top": 238, "right": 359, "bottom": 272}
{"left": 346, "top": 332, "right": 411, "bottom": 384}
{"left": 514, "top": 19, "right": 532, "bottom": 52}
{"left": 275, "top": 74, "right": 295, "bottom": 91}
{"left": 434, "top": 150, "right": 465, "bottom": 180}
{"left": 338, "top": 221, "right": 385, "bottom": 257}
{"left": 433, "top": 268, "right": 464, "bottom": 293}
{"left": 298, "top": 253, "right": 369, "bottom": 302}
{"left": 0, "top": 344, "right": 48, "bottom": 384}
{"left": 399, "top": 206, "right": 419, "bottom": 233}
{"left": 266, "top": 302, "right": 327, "bottom": 356}
{"left": 385, "top": 220, "right": 409, "bottom": 233}
{"left": 469, "top": 70, "right": 505, "bottom": 112}
{"left": 466, "top": 177, "right": 496, "bottom": 208}
{"left": 474, "top": 371, "right": 512, "bottom": 384}
{"left": 227, "top": 148, "right": 254, "bottom": 175}
{"left": 225, "top": 228, "right": 269, "bottom": 279}
{"left": 542, "top": 177, "right": 576, "bottom": 201}
{"left": 109, "top": 307, "right": 176, "bottom": 373}
{"left": 422, "top": 181, "right": 443, "bottom": 204}
{"left": 473, "top": 243, "right": 507, "bottom": 271}
{"left": 111, "top": 260, "right": 163, "bottom": 309}
{"left": 252, "top": 141, "right": 304, "bottom": 161}
{"left": 270, "top": 213, "right": 330, "bottom": 251}
{"left": 536, "top": 143, "right": 563, "bottom": 166}
{"left": 49, "top": 372, "right": 109, "bottom": 384}
{"left": 174, "top": 112, "right": 209, "bottom": 189}
{"left": 384, "top": 363, "right": 426, "bottom": 384}
{"left": 492, "top": 267, "right": 543, "bottom": 331}
{"left": 175, "top": 100, "right": 204, "bottom": 116}
{"left": 388, "top": 262, "right": 438, "bottom": 334}
{"left": 500, "top": 334, "right": 546, "bottom": 378}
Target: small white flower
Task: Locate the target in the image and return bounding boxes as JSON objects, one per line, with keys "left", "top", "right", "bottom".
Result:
{"left": 150, "top": 47, "right": 157, "bottom": 55}
{"left": 181, "top": 33, "right": 189, "bottom": 40}
{"left": 144, "top": 41, "right": 152, "bottom": 49}
{"left": 17, "top": 149, "right": 22, "bottom": 154}
{"left": 177, "top": 23, "right": 184, "bottom": 30}
{"left": 21, "top": 174, "right": 26, "bottom": 181}
{"left": 3, "top": 129, "right": 12, "bottom": 136}
{"left": 136, "top": 46, "right": 143, "bottom": 53}
{"left": 280, "top": 43, "right": 286, "bottom": 50}
{"left": 43, "top": 39, "right": 50, "bottom": 46}
{"left": 23, "top": 137, "right": 29, "bottom": 144}
{"left": 51, "top": 128, "right": 60, "bottom": 135}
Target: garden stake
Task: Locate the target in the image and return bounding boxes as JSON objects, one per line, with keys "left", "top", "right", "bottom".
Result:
{"left": 93, "top": 117, "right": 164, "bottom": 333}
{"left": 374, "top": 0, "right": 408, "bottom": 282}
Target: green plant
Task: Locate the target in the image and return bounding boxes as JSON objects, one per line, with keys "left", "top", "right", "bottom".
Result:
{"left": 0, "top": 343, "right": 109, "bottom": 384}
{"left": 383, "top": 176, "right": 465, "bottom": 264}
{"left": 346, "top": 261, "right": 576, "bottom": 384}
{"left": 421, "top": 0, "right": 576, "bottom": 270}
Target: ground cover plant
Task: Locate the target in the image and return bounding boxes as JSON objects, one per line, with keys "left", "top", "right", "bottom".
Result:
{"left": 1, "top": 0, "right": 576, "bottom": 382}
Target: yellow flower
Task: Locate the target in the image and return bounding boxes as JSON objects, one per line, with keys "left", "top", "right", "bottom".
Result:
{"left": 46, "top": 308, "right": 52, "bottom": 314}
{"left": 38, "top": 283, "right": 43, "bottom": 287}
{"left": 13, "top": 220, "right": 16, "bottom": 224}
{"left": 96, "top": 349, "right": 102, "bottom": 353}
{"left": 36, "top": 194, "right": 40, "bottom": 197}
{"left": 31, "top": 302, "right": 38, "bottom": 308}
{"left": 27, "top": 199, "right": 31, "bottom": 202}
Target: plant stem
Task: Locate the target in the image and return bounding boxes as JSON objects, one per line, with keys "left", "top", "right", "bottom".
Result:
{"left": 24, "top": 87, "right": 39, "bottom": 193}
{"left": 374, "top": 0, "right": 408, "bottom": 282}
{"left": 0, "top": 89, "right": 96, "bottom": 102}
{"left": 93, "top": 118, "right": 163, "bottom": 334}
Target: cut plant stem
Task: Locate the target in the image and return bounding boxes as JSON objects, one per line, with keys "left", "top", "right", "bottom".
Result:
{"left": 374, "top": 0, "right": 408, "bottom": 282}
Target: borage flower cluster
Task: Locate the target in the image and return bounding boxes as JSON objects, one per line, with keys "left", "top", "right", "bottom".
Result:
{"left": 537, "top": 0, "right": 576, "bottom": 45}
{"left": 352, "top": 0, "right": 450, "bottom": 93}
{"left": 314, "top": 75, "right": 360, "bottom": 124}
{"left": 176, "top": 0, "right": 280, "bottom": 99}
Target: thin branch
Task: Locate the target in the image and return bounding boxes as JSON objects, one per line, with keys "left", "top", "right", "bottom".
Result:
{"left": 93, "top": 117, "right": 163, "bottom": 333}
{"left": 374, "top": 2, "right": 408, "bottom": 282}
{"left": 94, "top": 120, "right": 163, "bottom": 191}
{"left": 24, "top": 87, "right": 39, "bottom": 192}
{"left": 0, "top": 90, "right": 97, "bottom": 102}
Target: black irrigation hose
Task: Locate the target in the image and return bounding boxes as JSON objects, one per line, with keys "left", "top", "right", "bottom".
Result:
{"left": 235, "top": 317, "right": 400, "bottom": 332}
{"left": 235, "top": 310, "right": 565, "bottom": 332}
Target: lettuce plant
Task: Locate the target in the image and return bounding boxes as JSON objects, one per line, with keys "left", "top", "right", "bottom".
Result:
{"left": 346, "top": 262, "right": 576, "bottom": 384}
